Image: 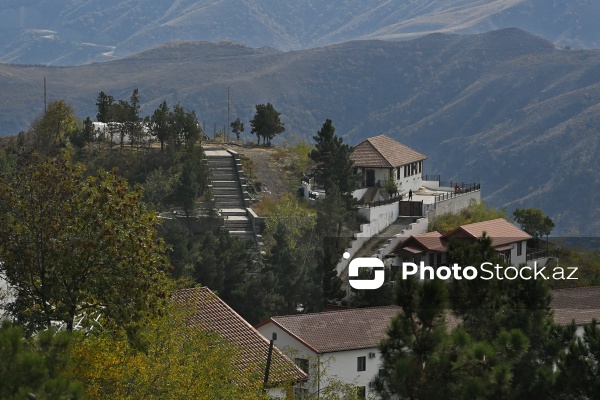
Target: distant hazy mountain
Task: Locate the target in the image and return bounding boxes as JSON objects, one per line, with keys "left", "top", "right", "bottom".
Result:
{"left": 1, "top": 29, "right": 599, "bottom": 235}
{"left": 2, "top": 0, "right": 600, "bottom": 66}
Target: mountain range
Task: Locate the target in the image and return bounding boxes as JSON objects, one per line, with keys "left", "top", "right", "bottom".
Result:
{"left": 0, "top": 28, "right": 599, "bottom": 236}
{"left": 2, "top": 0, "right": 600, "bottom": 66}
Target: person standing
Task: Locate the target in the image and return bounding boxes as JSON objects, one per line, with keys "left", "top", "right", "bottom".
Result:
{"left": 409, "top": 189, "right": 413, "bottom": 200}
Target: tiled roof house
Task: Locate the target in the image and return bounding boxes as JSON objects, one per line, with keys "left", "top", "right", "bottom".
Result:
{"left": 350, "top": 135, "right": 427, "bottom": 195}
{"left": 388, "top": 218, "right": 534, "bottom": 269}
{"left": 173, "top": 287, "right": 307, "bottom": 398}
{"left": 256, "top": 306, "right": 459, "bottom": 398}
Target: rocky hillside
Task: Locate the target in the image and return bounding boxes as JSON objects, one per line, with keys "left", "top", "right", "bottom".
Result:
{"left": 2, "top": 0, "right": 600, "bottom": 65}
{"left": 1, "top": 29, "right": 599, "bottom": 235}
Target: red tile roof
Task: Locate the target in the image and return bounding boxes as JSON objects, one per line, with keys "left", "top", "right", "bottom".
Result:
{"left": 256, "top": 306, "right": 460, "bottom": 353}
{"left": 173, "top": 287, "right": 307, "bottom": 387}
{"left": 350, "top": 135, "right": 427, "bottom": 168}
{"left": 551, "top": 286, "right": 600, "bottom": 326}
{"left": 443, "top": 218, "right": 532, "bottom": 247}
{"left": 390, "top": 220, "right": 529, "bottom": 257}
{"left": 391, "top": 231, "right": 446, "bottom": 255}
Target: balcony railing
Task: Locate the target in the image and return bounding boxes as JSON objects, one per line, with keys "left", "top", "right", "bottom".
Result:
{"left": 527, "top": 249, "right": 548, "bottom": 261}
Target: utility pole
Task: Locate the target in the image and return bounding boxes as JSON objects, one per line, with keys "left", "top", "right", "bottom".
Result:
{"left": 44, "top": 77, "right": 47, "bottom": 114}
{"left": 227, "top": 86, "right": 231, "bottom": 143}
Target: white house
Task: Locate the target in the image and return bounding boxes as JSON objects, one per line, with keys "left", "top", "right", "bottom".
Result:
{"left": 386, "top": 218, "right": 541, "bottom": 277}
{"left": 350, "top": 135, "right": 427, "bottom": 200}
{"left": 256, "top": 306, "right": 401, "bottom": 399}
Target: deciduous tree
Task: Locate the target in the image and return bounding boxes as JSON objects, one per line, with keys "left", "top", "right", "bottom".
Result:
{"left": 263, "top": 195, "right": 317, "bottom": 313}
{"left": 513, "top": 208, "right": 555, "bottom": 240}
{"left": 69, "top": 302, "right": 267, "bottom": 399}
{"left": 0, "top": 156, "right": 170, "bottom": 334}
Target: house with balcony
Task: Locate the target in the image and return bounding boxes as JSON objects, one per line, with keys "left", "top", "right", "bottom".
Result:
{"left": 350, "top": 135, "right": 427, "bottom": 201}
{"left": 386, "top": 218, "right": 542, "bottom": 275}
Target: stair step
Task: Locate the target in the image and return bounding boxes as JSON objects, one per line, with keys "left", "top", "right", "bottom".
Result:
{"left": 220, "top": 208, "right": 247, "bottom": 216}
{"left": 211, "top": 181, "right": 240, "bottom": 187}
{"left": 227, "top": 230, "right": 256, "bottom": 238}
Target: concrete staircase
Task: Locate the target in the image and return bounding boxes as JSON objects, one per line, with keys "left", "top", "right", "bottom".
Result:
{"left": 205, "top": 149, "right": 256, "bottom": 241}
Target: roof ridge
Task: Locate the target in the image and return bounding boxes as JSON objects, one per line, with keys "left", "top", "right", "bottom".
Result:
{"left": 272, "top": 305, "right": 400, "bottom": 319}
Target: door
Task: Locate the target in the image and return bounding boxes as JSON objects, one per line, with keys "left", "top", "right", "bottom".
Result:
{"left": 366, "top": 169, "right": 375, "bottom": 187}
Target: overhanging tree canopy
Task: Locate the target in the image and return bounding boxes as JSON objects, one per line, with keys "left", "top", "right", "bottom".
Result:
{"left": 0, "top": 155, "right": 171, "bottom": 334}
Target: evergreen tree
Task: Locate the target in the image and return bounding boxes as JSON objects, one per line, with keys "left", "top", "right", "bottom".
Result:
{"left": 149, "top": 101, "right": 171, "bottom": 152}
{"left": 375, "top": 276, "right": 531, "bottom": 400}
{"left": 446, "top": 233, "right": 564, "bottom": 398}
{"left": 309, "top": 119, "right": 357, "bottom": 209}
{"left": 263, "top": 195, "right": 317, "bottom": 314}
{"left": 554, "top": 320, "right": 600, "bottom": 399}
{"left": 0, "top": 321, "right": 83, "bottom": 399}
{"left": 250, "top": 103, "right": 285, "bottom": 145}
{"left": 95, "top": 91, "right": 114, "bottom": 123}
{"left": 231, "top": 117, "right": 244, "bottom": 140}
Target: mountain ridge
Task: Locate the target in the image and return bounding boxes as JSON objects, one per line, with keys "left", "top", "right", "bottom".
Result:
{"left": 1, "top": 0, "right": 599, "bottom": 66}
{"left": 0, "top": 28, "right": 599, "bottom": 236}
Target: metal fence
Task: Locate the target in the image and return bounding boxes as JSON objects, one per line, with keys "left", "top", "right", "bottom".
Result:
{"left": 434, "top": 183, "right": 481, "bottom": 203}
{"left": 360, "top": 194, "right": 402, "bottom": 209}
{"left": 526, "top": 249, "right": 548, "bottom": 261}
{"left": 423, "top": 174, "right": 441, "bottom": 183}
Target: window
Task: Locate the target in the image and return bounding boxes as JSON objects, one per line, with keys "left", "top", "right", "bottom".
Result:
{"left": 294, "top": 358, "right": 309, "bottom": 374}
{"left": 294, "top": 387, "right": 309, "bottom": 398}
{"left": 272, "top": 332, "right": 277, "bottom": 341}
{"left": 517, "top": 242, "right": 523, "bottom": 257}
{"left": 357, "top": 356, "right": 366, "bottom": 372}
{"left": 411, "top": 162, "right": 418, "bottom": 175}
{"left": 404, "top": 165, "right": 409, "bottom": 177}
{"left": 397, "top": 167, "right": 400, "bottom": 180}
{"left": 357, "top": 386, "right": 366, "bottom": 398}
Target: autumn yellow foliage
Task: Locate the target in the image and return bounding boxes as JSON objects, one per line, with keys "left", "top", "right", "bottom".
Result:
{"left": 69, "top": 303, "right": 268, "bottom": 400}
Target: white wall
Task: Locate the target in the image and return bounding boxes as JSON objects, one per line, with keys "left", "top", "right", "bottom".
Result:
{"left": 395, "top": 172, "right": 422, "bottom": 196}
{"left": 428, "top": 190, "right": 481, "bottom": 219}
{"left": 337, "top": 201, "right": 400, "bottom": 275}
{"left": 324, "top": 348, "right": 381, "bottom": 398}
{"left": 511, "top": 240, "right": 528, "bottom": 266}
{"left": 257, "top": 322, "right": 382, "bottom": 398}
{"left": 258, "top": 323, "right": 318, "bottom": 393}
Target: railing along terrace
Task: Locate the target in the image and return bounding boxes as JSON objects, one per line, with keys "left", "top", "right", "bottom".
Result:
{"left": 360, "top": 193, "right": 403, "bottom": 209}
{"left": 526, "top": 249, "right": 548, "bottom": 261}
{"left": 434, "top": 182, "right": 480, "bottom": 203}
{"left": 423, "top": 174, "right": 441, "bottom": 183}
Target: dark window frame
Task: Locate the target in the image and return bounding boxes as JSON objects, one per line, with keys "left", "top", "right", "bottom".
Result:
{"left": 357, "top": 356, "right": 366, "bottom": 372}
